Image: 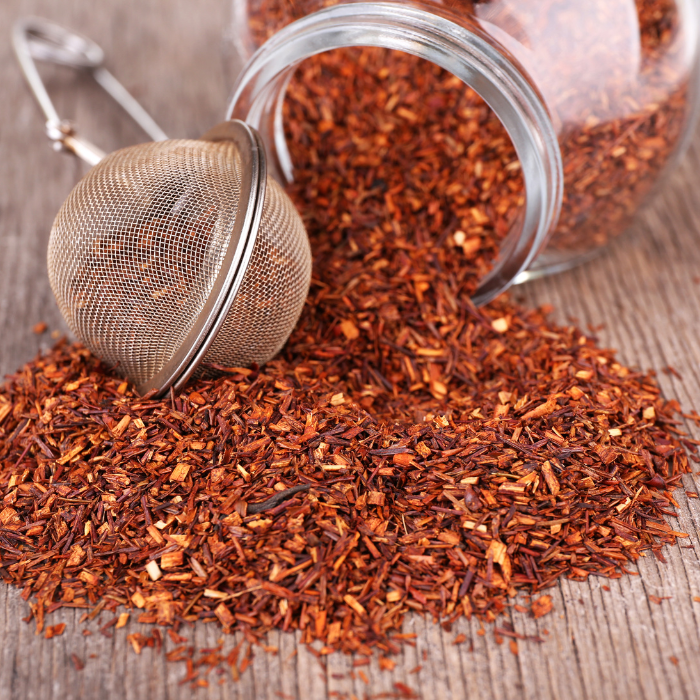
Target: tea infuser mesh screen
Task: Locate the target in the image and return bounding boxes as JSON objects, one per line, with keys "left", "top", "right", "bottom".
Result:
{"left": 200, "top": 177, "right": 312, "bottom": 374}
{"left": 48, "top": 137, "right": 311, "bottom": 389}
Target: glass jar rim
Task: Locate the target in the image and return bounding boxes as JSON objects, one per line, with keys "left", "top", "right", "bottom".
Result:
{"left": 227, "top": 1, "right": 564, "bottom": 305}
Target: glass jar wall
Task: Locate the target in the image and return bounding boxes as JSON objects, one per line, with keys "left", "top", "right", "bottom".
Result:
{"left": 228, "top": 0, "right": 700, "bottom": 281}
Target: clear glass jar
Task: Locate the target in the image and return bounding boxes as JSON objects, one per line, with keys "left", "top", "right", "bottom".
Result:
{"left": 227, "top": 0, "right": 700, "bottom": 302}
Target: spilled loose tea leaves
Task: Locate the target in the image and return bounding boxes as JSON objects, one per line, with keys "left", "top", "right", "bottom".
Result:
{"left": 0, "top": 310, "right": 692, "bottom": 675}
{"left": 1, "top": 28, "right": 697, "bottom": 688}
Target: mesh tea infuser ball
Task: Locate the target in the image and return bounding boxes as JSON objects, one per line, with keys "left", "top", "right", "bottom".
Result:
{"left": 14, "top": 17, "right": 311, "bottom": 397}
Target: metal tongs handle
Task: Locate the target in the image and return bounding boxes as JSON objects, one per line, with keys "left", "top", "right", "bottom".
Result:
{"left": 12, "top": 16, "right": 168, "bottom": 166}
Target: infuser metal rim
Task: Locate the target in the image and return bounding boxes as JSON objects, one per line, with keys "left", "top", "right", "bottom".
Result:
{"left": 136, "top": 119, "right": 267, "bottom": 397}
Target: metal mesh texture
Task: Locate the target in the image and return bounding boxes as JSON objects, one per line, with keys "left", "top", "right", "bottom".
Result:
{"left": 48, "top": 138, "right": 310, "bottom": 388}
{"left": 200, "top": 176, "right": 311, "bottom": 373}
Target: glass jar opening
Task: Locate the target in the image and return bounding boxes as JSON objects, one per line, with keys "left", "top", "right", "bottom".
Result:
{"left": 227, "top": 3, "right": 564, "bottom": 305}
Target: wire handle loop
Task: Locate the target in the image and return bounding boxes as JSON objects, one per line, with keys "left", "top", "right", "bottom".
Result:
{"left": 12, "top": 16, "right": 167, "bottom": 165}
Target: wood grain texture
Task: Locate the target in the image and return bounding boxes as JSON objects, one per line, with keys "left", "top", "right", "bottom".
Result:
{"left": 2, "top": 1, "right": 700, "bottom": 698}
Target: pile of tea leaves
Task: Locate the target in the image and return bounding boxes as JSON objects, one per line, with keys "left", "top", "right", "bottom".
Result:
{"left": 0, "top": 47, "right": 694, "bottom": 673}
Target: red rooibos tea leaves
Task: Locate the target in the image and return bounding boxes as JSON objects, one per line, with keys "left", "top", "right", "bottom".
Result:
{"left": 0, "top": 311, "right": 692, "bottom": 655}
{"left": 0, "top": 42, "right": 694, "bottom": 677}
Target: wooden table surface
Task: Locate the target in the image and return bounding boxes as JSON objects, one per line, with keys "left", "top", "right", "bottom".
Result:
{"left": 2, "top": 1, "right": 700, "bottom": 698}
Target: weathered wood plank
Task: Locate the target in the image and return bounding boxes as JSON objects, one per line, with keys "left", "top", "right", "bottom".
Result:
{"left": 2, "top": 1, "right": 700, "bottom": 698}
